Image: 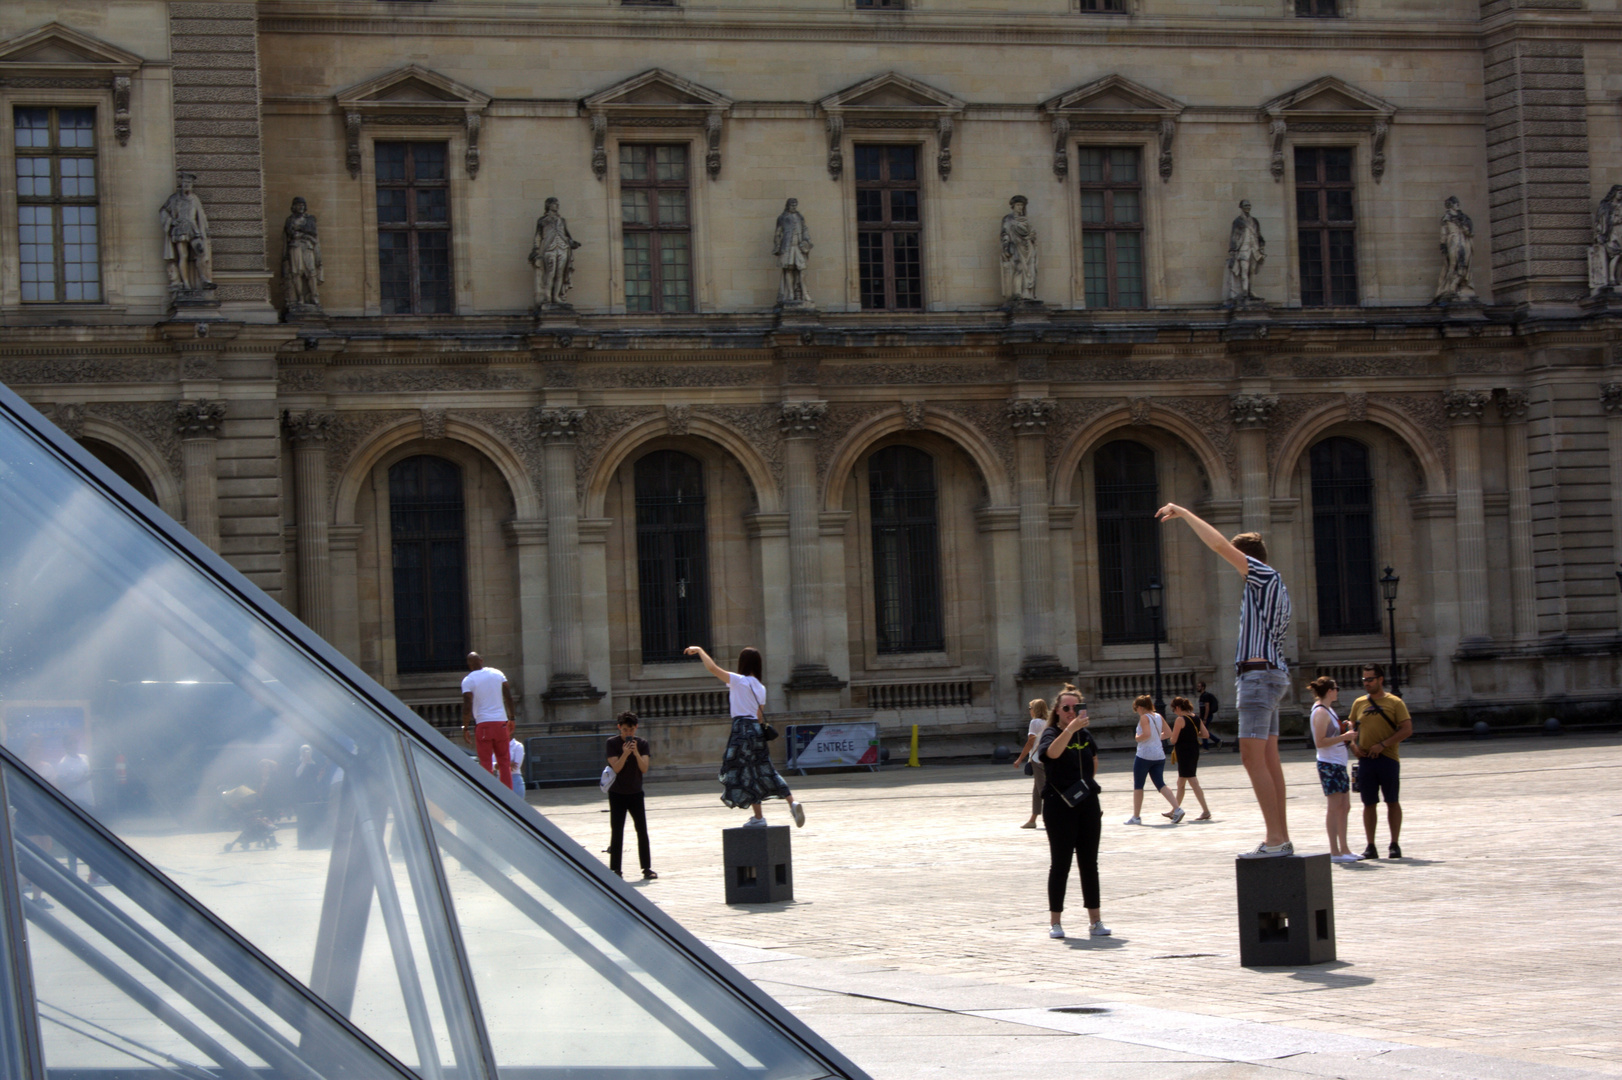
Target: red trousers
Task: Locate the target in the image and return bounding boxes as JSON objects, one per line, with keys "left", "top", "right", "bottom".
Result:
{"left": 475, "top": 722, "right": 512, "bottom": 789}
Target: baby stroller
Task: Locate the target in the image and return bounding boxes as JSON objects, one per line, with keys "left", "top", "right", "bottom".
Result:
{"left": 221, "top": 785, "right": 279, "bottom": 851}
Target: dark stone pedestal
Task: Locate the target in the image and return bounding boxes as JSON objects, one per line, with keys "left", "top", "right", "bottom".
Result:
{"left": 723, "top": 825, "right": 793, "bottom": 904}
{"left": 1235, "top": 853, "right": 1335, "bottom": 967}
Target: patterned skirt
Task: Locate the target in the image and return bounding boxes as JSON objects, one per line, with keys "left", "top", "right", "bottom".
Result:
{"left": 719, "top": 716, "right": 792, "bottom": 809}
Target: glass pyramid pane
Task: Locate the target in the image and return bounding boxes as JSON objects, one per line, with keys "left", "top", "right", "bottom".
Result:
{"left": 412, "top": 745, "right": 828, "bottom": 1079}
{"left": 2, "top": 759, "right": 411, "bottom": 1078}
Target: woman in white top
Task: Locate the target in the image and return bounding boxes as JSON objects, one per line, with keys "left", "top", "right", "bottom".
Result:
{"left": 1012, "top": 698, "right": 1050, "bottom": 829}
{"left": 687, "top": 645, "right": 805, "bottom": 828}
{"left": 1309, "top": 675, "right": 1360, "bottom": 861}
{"left": 1127, "top": 694, "right": 1184, "bottom": 825}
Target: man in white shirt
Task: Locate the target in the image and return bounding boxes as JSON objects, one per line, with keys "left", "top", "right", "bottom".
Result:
{"left": 461, "top": 652, "right": 516, "bottom": 789}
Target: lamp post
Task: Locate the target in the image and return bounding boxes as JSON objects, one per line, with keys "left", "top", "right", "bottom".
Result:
{"left": 1380, "top": 566, "right": 1401, "bottom": 697}
{"left": 1141, "top": 576, "right": 1165, "bottom": 713}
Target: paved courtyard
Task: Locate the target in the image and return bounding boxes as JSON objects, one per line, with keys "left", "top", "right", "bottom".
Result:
{"left": 533, "top": 735, "right": 1621, "bottom": 1080}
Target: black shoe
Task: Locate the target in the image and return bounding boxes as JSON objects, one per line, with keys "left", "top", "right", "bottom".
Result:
{"left": 1362, "top": 844, "right": 1379, "bottom": 860}
{"left": 1388, "top": 843, "right": 1402, "bottom": 860}
{"left": 642, "top": 869, "right": 659, "bottom": 880}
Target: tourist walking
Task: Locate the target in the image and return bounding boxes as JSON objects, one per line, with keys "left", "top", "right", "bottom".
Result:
{"left": 1164, "top": 695, "right": 1211, "bottom": 821}
{"left": 507, "top": 725, "right": 526, "bottom": 796}
{"left": 1040, "top": 685, "right": 1109, "bottom": 940}
{"left": 1155, "top": 503, "right": 1293, "bottom": 858}
{"left": 686, "top": 645, "right": 806, "bottom": 827}
{"left": 1013, "top": 698, "right": 1050, "bottom": 829}
{"left": 1126, "top": 695, "right": 1184, "bottom": 825}
{"left": 605, "top": 711, "right": 657, "bottom": 879}
{"left": 1309, "top": 676, "right": 1360, "bottom": 862}
{"left": 460, "top": 651, "right": 516, "bottom": 789}
{"left": 1197, "top": 680, "right": 1223, "bottom": 750}
{"left": 1350, "top": 663, "right": 1412, "bottom": 859}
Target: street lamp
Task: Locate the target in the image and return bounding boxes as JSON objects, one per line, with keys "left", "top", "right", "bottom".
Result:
{"left": 1380, "top": 566, "right": 1401, "bottom": 697}
{"left": 1140, "top": 576, "right": 1165, "bottom": 713}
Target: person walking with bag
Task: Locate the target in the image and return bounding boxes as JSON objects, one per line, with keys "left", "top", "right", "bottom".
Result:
{"left": 686, "top": 645, "right": 805, "bottom": 828}
{"left": 605, "top": 712, "right": 657, "bottom": 879}
{"left": 1013, "top": 698, "right": 1050, "bottom": 829}
{"left": 1126, "top": 695, "right": 1185, "bottom": 825}
{"left": 1308, "top": 677, "right": 1360, "bottom": 862}
{"left": 1041, "top": 685, "right": 1109, "bottom": 940}
{"left": 1164, "top": 696, "right": 1211, "bottom": 821}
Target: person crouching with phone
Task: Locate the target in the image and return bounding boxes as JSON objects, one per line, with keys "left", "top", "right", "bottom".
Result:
{"left": 1040, "top": 684, "right": 1110, "bottom": 941}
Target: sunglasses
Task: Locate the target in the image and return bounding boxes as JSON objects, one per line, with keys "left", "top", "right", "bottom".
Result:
{"left": 1361, "top": 676, "right": 1379, "bottom": 682}
{"left": 1058, "top": 703, "right": 1084, "bottom": 712}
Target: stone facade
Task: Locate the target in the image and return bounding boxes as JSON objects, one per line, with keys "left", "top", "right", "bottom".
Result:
{"left": 3, "top": 1, "right": 1621, "bottom": 771}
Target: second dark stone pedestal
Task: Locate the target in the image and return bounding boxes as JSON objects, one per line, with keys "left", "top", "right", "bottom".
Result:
{"left": 722, "top": 825, "right": 793, "bottom": 904}
{"left": 1235, "top": 853, "right": 1335, "bottom": 967}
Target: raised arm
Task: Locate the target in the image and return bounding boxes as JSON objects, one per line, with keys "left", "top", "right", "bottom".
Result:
{"left": 1155, "top": 503, "right": 1249, "bottom": 575}
{"left": 683, "top": 645, "right": 731, "bottom": 686}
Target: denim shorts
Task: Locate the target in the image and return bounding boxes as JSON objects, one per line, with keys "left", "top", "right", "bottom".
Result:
{"left": 1132, "top": 756, "right": 1166, "bottom": 791}
{"left": 1235, "top": 668, "right": 1290, "bottom": 739}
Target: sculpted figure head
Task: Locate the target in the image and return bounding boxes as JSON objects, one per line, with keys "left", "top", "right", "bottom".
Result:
{"left": 290, "top": 196, "right": 307, "bottom": 214}
{"left": 545, "top": 197, "right": 560, "bottom": 213}
{"left": 1009, "top": 195, "right": 1028, "bottom": 213}
{"left": 1239, "top": 199, "right": 1252, "bottom": 215}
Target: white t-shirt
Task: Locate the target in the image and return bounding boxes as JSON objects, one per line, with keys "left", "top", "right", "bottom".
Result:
{"left": 1027, "top": 718, "right": 1046, "bottom": 740}
{"left": 508, "top": 739, "right": 526, "bottom": 793}
{"left": 1313, "top": 704, "right": 1349, "bottom": 766}
{"left": 1136, "top": 712, "right": 1167, "bottom": 761}
{"left": 461, "top": 666, "right": 508, "bottom": 725}
{"left": 728, "top": 672, "right": 766, "bottom": 719}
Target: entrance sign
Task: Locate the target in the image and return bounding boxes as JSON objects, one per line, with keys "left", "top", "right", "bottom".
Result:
{"left": 786, "top": 723, "right": 880, "bottom": 773}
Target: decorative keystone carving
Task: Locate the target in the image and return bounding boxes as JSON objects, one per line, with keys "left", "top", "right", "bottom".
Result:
{"left": 1007, "top": 398, "right": 1056, "bottom": 432}
{"left": 1345, "top": 391, "right": 1368, "bottom": 423}
{"left": 1268, "top": 116, "right": 1289, "bottom": 181}
{"left": 1229, "top": 393, "right": 1276, "bottom": 429}
{"left": 825, "top": 114, "right": 844, "bottom": 179}
{"left": 1158, "top": 117, "right": 1176, "bottom": 181}
{"left": 533, "top": 406, "right": 585, "bottom": 441}
{"left": 705, "top": 110, "right": 724, "bottom": 179}
{"left": 1443, "top": 389, "right": 1489, "bottom": 423}
{"left": 1128, "top": 398, "right": 1153, "bottom": 425}
{"left": 282, "top": 410, "right": 334, "bottom": 443}
{"left": 464, "top": 112, "right": 482, "bottom": 179}
{"left": 175, "top": 400, "right": 227, "bottom": 438}
{"left": 1602, "top": 383, "right": 1622, "bottom": 415}
{"left": 901, "top": 400, "right": 927, "bottom": 430}
{"left": 55, "top": 403, "right": 86, "bottom": 440}
{"left": 936, "top": 116, "right": 954, "bottom": 181}
{"left": 1497, "top": 390, "right": 1529, "bottom": 422}
{"left": 590, "top": 112, "right": 608, "bottom": 179}
{"left": 419, "top": 408, "right": 447, "bottom": 440}
{"left": 665, "top": 404, "right": 691, "bottom": 436}
{"left": 778, "top": 400, "right": 828, "bottom": 437}
{"left": 344, "top": 112, "right": 362, "bottom": 178}
{"left": 113, "top": 74, "right": 131, "bottom": 147}
{"left": 1050, "top": 116, "right": 1070, "bottom": 180}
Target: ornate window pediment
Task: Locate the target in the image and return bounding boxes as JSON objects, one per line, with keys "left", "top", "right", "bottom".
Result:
{"left": 583, "top": 69, "right": 733, "bottom": 180}
{"left": 1043, "top": 75, "right": 1184, "bottom": 181}
{"left": 1260, "top": 77, "right": 1396, "bottom": 183}
{"left": 818, "top": 72, "right": 966, "bottom": 181}
{"left": 0, "top": 23, "right": 144, "bottom": 145}
{"left": 336, "top": 65, "right": 492, "bottom": 179}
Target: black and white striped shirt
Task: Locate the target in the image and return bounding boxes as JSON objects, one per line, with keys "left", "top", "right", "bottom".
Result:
{"left": 1235, "top": 556, "right": 1291, "bottom": 670}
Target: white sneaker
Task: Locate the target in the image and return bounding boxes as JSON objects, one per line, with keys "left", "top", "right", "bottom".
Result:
{"left": 1123, "top": 816, "right": 1142, "bottom": 825}
{"left": 1331, "top": 852, "right": 1362, "bottom": 863}
{"left": 1170, "top": 807, "right": 1187, "bottom": 824}
{"left": 1089, "top": 922, "right": 1112, "bottom": 937}
{"left": 1237, "top": 841, "right": 1291, "bottom": 859}
{"left": 1049, "top": 924, "right": 1065, "bottom": 939}
{"left": 790, "top": 801, "right": 806, "bottom": 828}
{"left": 742, "top": 817, "right": 767, "bottom": 829}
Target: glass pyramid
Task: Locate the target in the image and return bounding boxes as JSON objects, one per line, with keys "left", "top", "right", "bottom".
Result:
{"left": 0, "top": 384, "right": 861, "bottom": 1080}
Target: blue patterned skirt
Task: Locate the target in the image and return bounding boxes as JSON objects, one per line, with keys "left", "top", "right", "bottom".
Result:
{"left": 719, "top": 716, "right": 791, "bottom": 809}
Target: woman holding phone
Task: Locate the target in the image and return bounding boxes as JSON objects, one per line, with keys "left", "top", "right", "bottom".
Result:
{"left": 1039, "top": 684, "right": 1110, "bottom": 940}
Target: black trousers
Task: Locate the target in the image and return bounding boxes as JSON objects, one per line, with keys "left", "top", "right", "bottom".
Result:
{"left": 608, "top": 791, "right": 651, "bottom": 874}
{"left": 1042, "top": 793, "right": 1101, "bottom": 914}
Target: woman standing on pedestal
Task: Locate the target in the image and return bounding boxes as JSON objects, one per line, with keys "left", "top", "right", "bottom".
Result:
{"left": 686, "top": 645, "right": 806, "bottom": 828}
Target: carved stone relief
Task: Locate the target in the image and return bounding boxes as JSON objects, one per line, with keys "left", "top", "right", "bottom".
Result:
{"left": 1040, "top": 398, "right": 1119, "bottom": 477}
{"left": 901, "top": 400, "right": 926, "bottom": 430}
{"left": 282, "top": 410, "right": 334, "bottom": 443}
{"left": 695, "top": 405, "right": 786, "bottom": 496}
{"left": 573, "top": 407, "right": 663, "bottom": 499}
{"left": 418, "top": 408, "right": 447, "bottom": 441}
{"left": 1497, "top": 389, "right": 1529, "bottom": 422}
{"left": 330, "top": 367, "right": 527, "bottom": 393}
{"left": 930, "top": 400, "right": 1015, "bottom": 493}
{"left": 278, "top": 366, "right": 326, "bottom": 393}
{"left": 1128, "top": 398, "right": 1153, "bottom": 425}
{"left": 778, "top": 401, "right": 828, "bottom": 437}
{"left": 1345, "top": 391, "right": 1368, "bottom": 423}
{"left": 1007, "top": 398, "right": 1056, "bottom": 432}
{"left": 174, "top": 400, "right": 227, "bottom": 438}
{"left": 576, "top": 364, "right": 773, "bottom": 388}
{"left": 53, "top": 403, "right": 85, "bottom": 440}
{"left": 1375, "top": 394, "right": 1451, "bottom": 474}
{"left": 1290, "top": 355, "right": 1431, "bottom": 379}
{"left": 91, "top": 402, "right": 185, "bottom": 480}
{"left": 1601, "top": 383, "right": 1622, "bottom": 415}
{"left": 814, "top": 403, "right": 890, "bottom": 485}
{"left": 0, "top": 357, "right": 173, "bottom": 385}
{"left": 1154, "top": 396, "right": 1238, "bottom": 484}
{"left": 1264, "top": 394, "right": 1336, "bottom": 473}
{"left": 323, "top": 410, "right": 416, "bottom": 505}
{"left": 820, "top": 362, "right": 1005, "bottom": 385}
{"left": 1229, "top": 393, "right": 1277, "bottom": 429}
{"left": 1047, "top": 356, "right": 1213, "bottom": 382}
{"left": 1442, "top": 389, "right": 1490, "bottom": 423}
{"left": 665, "top": 404, "right": 691, "bottom": 436}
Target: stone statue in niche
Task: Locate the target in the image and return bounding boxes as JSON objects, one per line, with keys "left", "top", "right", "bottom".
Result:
{"left": 1589, "top": 185, "right": 1622, "bottom": 294}
{"left": 999, "top": 195, "right": 1038, "bottom": 304}
{"left": 529, "top": 197, "right": 580, "bottom": 309}
{"left": 773, "top": 198, "right": 814, "bottom": 306}
{"left": 281, "top": 197, "right": 323, "bottom": 315}
{"left": 1433, "top": 196, "right": 1477, "bottom": 304}
{"left": 159, "top": 172, "right": 215, "bottom": 294}
{"left": 1223, "top": 199, "right": 1265, "bottom": 308}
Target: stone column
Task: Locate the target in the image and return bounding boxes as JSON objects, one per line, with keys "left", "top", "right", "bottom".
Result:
{"left": 175, "top": 400, "right": 227, "bottom": 552}
{"left": 1230, "top": 393, "right": 1275, "bottom": 535}
{"left": 535, "top": 407, "right": 601, "bottom": 705}
{"left": 1604, "top": 382, "right": 1622, "bottom": 628}
{"left": 1445, "top": 390, "right": 1491, "bottom": 643}
{"left": 1499, "top": 390, "right": 1537, "bottom": 641}
{"left": 779, "top": 401, "right": 843, "bottom": 697}
{"left": 503, "top": 520, "right": 548, "bottom": 721}
{"left": 1009, "top": 399, "right": 1069, "bottom": 682}
{"left": 283, "top": 410, "right": 334, "bottom": 638}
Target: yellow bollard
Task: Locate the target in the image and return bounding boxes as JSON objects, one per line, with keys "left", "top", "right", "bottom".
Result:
{"left": 906, "top": 724, "right": 921, "bottom": 767}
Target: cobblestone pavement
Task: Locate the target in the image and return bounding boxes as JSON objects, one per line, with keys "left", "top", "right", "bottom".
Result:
{"left": 533, "top": 737, "right": 1621, "bottom": 1080}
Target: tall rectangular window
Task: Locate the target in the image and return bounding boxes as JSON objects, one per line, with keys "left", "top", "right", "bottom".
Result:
{"left": 868, "top": 446, "right": 944, "bottom": 654}
{"left": 1310, "top": 437, "right": 1380, "bottom": 635}
{"left": 15, "top": 107, "right": 100, "bottom": 303}
{"left": 1295, "top": 0, "right": 1340, "bottom": 14}
{"left": 1295, "top": 146, "right": 1358, "bottom": 307}
{"left": 621, "top": 144, "right": 693, "bottom": 313}
{"left": 1094, "top": 440, "right": 1163, "bottom": 644}
{"left": 375, "top": 142, "right": 452, "bottom": 315}
{"left": 855, "top": 145, "right": 923, "bottom": 311}
{"left": 1078, "top": 147, "right": 1144, "bottom": 309}
{"left": 635, "top": 451, "right": 711, "bottom": 663}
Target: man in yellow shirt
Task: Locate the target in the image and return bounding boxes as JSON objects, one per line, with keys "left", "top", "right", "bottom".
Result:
{"left": 1349, "top": 663, "right": 1412, "bottom": 860}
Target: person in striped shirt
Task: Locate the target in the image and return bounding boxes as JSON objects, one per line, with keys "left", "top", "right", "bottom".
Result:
{"left": 1155, "top": 503, "right": 1294, "bottom": 859}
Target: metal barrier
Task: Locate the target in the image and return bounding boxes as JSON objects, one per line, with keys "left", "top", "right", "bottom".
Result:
{"left": 524, "top": 733, "right": 610, "bottom": 786}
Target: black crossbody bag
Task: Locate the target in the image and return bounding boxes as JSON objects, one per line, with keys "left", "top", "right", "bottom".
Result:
{"left": 1056, "top": 736, "right": 1102, "bottom": 807}
{"left": 1351, "top": 697, "right": 1397, "bottom": 791}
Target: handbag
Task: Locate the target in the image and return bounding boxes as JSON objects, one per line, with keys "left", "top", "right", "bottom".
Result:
{"left": 1058, "top": 776, "right": 1101, "bottom": 808}
{"left": 599, "top": 765, "right": 614, "bottom": 794}
{"left": 1023, "top": 760, "right": 1034, "bottom": 777}
{"left": 748, "top": 683, "right": 779, "bottom": 741}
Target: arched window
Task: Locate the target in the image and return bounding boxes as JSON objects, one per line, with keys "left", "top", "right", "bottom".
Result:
{"left": 868, "top": 445, "right": 944, "bottom": 654}
{"left": 1095, "top": 440, "right": 1163, "bottom": 644}
{"left": 1310, "top": 436, "right": 1379, "bottom": 635}
{"left": 634, "top": 451, "right": 712, "bottom": 663}
{"left": 389, "top": 455, "right": 467, "bottom": 672}
{"left": 78, "top": 438, "right": 156, "bottom": 504}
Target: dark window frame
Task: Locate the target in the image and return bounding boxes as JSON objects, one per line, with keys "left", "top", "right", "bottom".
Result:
{"left": 389, "top": 455, "right": 469, "bottom": 674}
{"left": 619, "top": 143, "right": 694, "bottom": 314}
{"left": 1094, "top": 440, "right": 1165, "bottom": 645}
{"left": 1294, "top": 145, "right": 1359, "bottom": 307}
{"left": 1078, "top": 0, "right": 1126, "bottom": 10}
{"left": 1077, "top": 145, "right": 1146, "bottom": 309}
{"left": 375, "top": 141, "right": 453, "bottom": 315}
{"left": 855, "top": 144, "right": 924, "bottom": 311}
{"left": 867, "top": 445, "right": 945, "bottom": 655}
{"left": 1295, "top": 0, "right": 1341, "bottom": 15}
{"left": 14, "top": 105, "right": 101, "bottom": 304}
{"left": 854, "top": 0, "right": 906, "bottom": 9}
{"left": 633, "top": 450, "right": 712, "bottom": 664}
{"left": 1309, "top": 436, "right": 1381, "bottom": 636}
